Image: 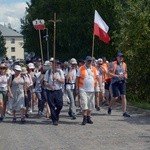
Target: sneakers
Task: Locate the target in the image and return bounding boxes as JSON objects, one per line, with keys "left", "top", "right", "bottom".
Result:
{"left": 38, "top": 111, "right": 44, "bottom": 117}
{"left": 68, "top": 111, "right": 72, "bottom": 117}
{"left": 72, "top": 115, "right": 76, "bottom": 120}
{"left": 12, "top": 117, "right": 17, "bottom": 123}
{"left": 25, "top": 114, "right": 29, "bottom": 118}
{"left": 123, "top": 112, "right": 131, "bottom": 117}
{"left": 53, "top": 120, "right": 58, "bottom": 126}
{"left": 95, "top": 106, "right": 100, "bottom": 111}
{"left": 82, "top": 116, "right": 87, "bottom": 125}
{"left": 87, "top": 116, "right": 93, "bottom": 124}
{"left": 0, "top": 116, "right": 4, "bottom": 121}
{"left": 68, "top": 112, "right": 77, "bottom": 120}
{"left": 21, "top": 117, "right": 26, "bottom": 124}
{"left": 107, "top": 107, "right": 112, "bottom": 115}
{"left": 82, "top": 116, "right": 93, "bottom": 125}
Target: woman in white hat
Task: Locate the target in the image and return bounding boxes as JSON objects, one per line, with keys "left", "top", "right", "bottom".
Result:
{"left": 8, "top": 65, "right": 27, "bottom": 123}
{"left": 0, "top": 63, "right": 10, "bottom": 121}
{"left": 27, "top": 63, "right": 36, "bottom": 114}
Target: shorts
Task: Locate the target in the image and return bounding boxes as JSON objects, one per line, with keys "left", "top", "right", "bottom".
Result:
{"left": 0, "top": 91, "right": 8, "bottom": 102}
{"left": 111, "top": 81, "right": 126, "bottom": 97}
{"left": 95, "top": 83, "right": 105, "bottom": 94}
{"left": 79, "top": 90, "right": 95, "bottom": 110}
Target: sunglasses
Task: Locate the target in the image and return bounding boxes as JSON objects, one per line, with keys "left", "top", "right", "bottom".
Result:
{"left": 98, "top": 63, "right": 102, "bottom": 65}
{"left": 87, "top": 60, "right": 92, "bottom": 62}
{"left": 14, "top": 69, "right": 21, "bottom": 72}
{"left": 0, "top": 67, "right": 6, "bottom": 70}
{"left": 30, "top": 69, "right": 34, "bottom": 72}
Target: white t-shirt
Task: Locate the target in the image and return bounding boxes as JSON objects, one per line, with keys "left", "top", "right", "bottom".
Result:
{"left": 0, "top": 74, "right": 10, "bottom": 91}
{"left": 77, "top": 66, "right": 98, "bottom": 92}
{"left": 44, "top": 69, "right": 65, "bottom": 91}
{"left": 24, "top": 74, "right": 33, "bottom": 88}
{"left": 65, "top": 68, "right": 77, "bottom": 89}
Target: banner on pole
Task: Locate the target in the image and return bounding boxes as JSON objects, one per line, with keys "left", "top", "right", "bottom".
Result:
{"left": 32, "top": 19, "right": 45, "bottom": 30}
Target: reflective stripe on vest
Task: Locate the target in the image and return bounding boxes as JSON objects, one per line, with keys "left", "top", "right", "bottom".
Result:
{"left": 78, "top": 65, "right": 97, "bottom": 88}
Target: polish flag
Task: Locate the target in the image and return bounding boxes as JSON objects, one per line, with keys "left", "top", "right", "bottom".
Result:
{"left": 93, "top": 10, "right": 110, "bottom": 44}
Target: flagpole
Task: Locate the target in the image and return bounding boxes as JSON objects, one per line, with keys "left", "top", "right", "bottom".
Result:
{"left": 38, "top": 29, "right": 44, "bottom": 63}
{"left": 92, "top": 33, "right": 95, "bottom": 58}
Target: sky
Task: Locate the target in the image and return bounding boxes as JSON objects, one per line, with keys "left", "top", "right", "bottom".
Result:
{"left": 0, "top": 0, "right": 29, "bottom": 31}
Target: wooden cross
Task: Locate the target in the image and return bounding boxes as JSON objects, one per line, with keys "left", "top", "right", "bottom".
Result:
{"left": 49, "top": 13, "right": 62, "bottom": 73}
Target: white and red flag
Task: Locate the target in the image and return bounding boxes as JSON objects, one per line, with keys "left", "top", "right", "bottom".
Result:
{"left": 32, "top": 19, "right": 45, "bottom": 30}
{"left": 93, "top": 10, "right": 110, "bottom": 44}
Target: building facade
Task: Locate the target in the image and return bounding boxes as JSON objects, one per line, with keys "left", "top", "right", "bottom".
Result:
{"left": 0, "top": 24, "right": 24, "bottom": 60}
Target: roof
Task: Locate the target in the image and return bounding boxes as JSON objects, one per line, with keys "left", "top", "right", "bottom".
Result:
{"left": 0, "top": 24, "right": 23, "bottom": 37}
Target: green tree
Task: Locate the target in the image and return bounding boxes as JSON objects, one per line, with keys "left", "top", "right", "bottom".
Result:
{"left": 0, "top": 31, "right": 6, "bottom": 57}
{"left": 112, "top": 0, "right": 150, "bottom": 102}
{"left": 21, "top": 0, "right": 116, "bottom": 60}
{"left": 21, "top": 0, "right": 150, "bottom": 103}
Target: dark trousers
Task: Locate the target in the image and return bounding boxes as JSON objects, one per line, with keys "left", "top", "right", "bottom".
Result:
{"left": 46, "top": 90, "right": 63, "bottom": 122}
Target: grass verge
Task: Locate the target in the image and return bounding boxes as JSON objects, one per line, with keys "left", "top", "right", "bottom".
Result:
{"left": 128, "top": 101, "right": 150, "bottom": 110}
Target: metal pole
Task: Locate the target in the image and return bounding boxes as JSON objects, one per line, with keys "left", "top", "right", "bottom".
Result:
{"left": 38, "top": 30, "right": 44, "bottom": 63}
{"left": 92, "top": 33, "right": 95, "bottom": 58}
{"left": 45, "top": 28, "right": 49, "bottom": 60}
{"left": 53, "top": 13, "right": 56, "bottom": 73}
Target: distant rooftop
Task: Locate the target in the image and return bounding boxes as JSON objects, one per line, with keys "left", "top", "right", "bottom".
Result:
{"left": 0, "top": 24, "right": 23, "bottom": 37}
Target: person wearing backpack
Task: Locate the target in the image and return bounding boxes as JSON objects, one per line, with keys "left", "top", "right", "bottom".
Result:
{"left": 44, "top": 60, "right": 65, "bottom": 125}
{"left": 65, "top": 58, "right": 78, "bottom": 119}
{"left": 107, "top": 52, "right": 130, "bottom": 117}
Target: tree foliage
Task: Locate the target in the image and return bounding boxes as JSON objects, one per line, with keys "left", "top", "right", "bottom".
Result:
{"left": 112, "top": 0, "right": 150, "bottom": 102}
{"left": 21, "top": 0, "right": 150, "bottom": 102}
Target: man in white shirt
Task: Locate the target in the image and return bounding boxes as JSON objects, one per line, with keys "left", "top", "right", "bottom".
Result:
{"left": 76, "top": 56, "right": 99, "bottom": 125}
{"left": 44, "top": 60, "right": 65, "bottom": 125}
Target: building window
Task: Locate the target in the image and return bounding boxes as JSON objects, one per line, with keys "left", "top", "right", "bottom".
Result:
{"left": 11, "top": 47, "right": 15, "bottom": 52}
{"left": 11, "top": 56, "right": 16, "bottom": 60}
{"left": 11, "top": 38, "right": 15, "bottom": 43}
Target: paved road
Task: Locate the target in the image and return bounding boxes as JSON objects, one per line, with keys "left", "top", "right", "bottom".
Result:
{"left": 0, "top": 101, "right": 150, "bottom": 150}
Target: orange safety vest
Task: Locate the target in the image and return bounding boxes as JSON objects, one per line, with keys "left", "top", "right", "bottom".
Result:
{"left": 102, "top": 63, "right": 111, "bottom": 83}
{"left": 78, "top": 65, "right": 97, "bottom": 88}
{"left": 113, "top": 61, "right": 127, "bottom": 79}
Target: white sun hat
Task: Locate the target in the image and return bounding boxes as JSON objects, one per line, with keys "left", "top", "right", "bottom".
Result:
{"left": 44, "top": 60, "right": 51, "bottom": 66}
{"left": 50, "top": 57, "right": 54, "bottom": 62}
{"left": 97, "top": 58, "right": 103, "bottom": 63}
{"left": 70, "top": 58, "right": 77, "bottom": 64}
{"left": 14, "top": 65, "right": 22, "bottom": 71}
{"left": 21, "top": 67, "right": 27, "bottom": 74}
{"left": 27, "top": 63, "right": 35, "bottom": 69}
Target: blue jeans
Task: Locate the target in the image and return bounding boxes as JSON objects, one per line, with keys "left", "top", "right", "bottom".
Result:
{"left": 46, "top": 90, "right": 63, "bottom": 122}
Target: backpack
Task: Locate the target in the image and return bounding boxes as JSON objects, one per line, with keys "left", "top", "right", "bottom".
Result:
{"left": 47, "top": 69, "right": 61, "bottom": 83}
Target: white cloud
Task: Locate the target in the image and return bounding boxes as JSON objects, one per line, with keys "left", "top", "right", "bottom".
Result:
{"left": 0, "top": 2, "right": 27, "bottom": 31}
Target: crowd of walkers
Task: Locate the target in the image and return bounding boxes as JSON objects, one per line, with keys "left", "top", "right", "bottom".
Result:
{"left": 0, "top": 51, "right": 130, "bottom": 126}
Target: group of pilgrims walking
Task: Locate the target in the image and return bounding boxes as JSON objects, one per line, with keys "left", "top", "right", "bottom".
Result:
{"left": 0, "top": 52, "right": 130, "bottom": 126}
